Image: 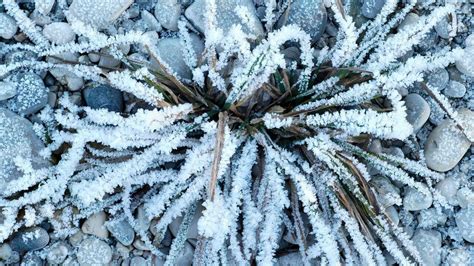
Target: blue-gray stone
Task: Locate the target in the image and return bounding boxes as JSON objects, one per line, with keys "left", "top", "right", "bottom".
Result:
{"left": 83, "top": 84, "right": 124, "bottom": 112}
{"left": 10, "top": 227, "right": 50, "bottom": 252}
{"left": 361, "top": 0, "right": 386, "bottom": 19}
{"left": 280, "top": 0, "right": 327, "bottom": 41}
{"left": 106, "top": 219, "right": 135, "bottom": 246}
{"left": 5, "top": 73, "right": 48, "bottom": 116}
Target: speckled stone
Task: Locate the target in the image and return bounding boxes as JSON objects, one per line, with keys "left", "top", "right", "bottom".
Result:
{"left": 76, "top": 238, "right": 112, "bottom": 265}
{"left": 424, "top": 109, "right": 473, "bottom": 172}
{"left": 10, "top": 227, "right": 50, "bottom": 252}
{"left": 67, "top": 0, "right": 133, "bottom": 29}
{"left": 185, "top": 0, "right": 264, "bottom": 37}
{"left": 280, "top": 0, "right": 327, "bottom": 41}
{"left": 5, "top": 73, "right": 48, "bottom": 115}
{"left": 412, "top": 229, "right": 441, "bottom": 266}
{"left": 83, "top": 84, "right": 124, "bottom": 112}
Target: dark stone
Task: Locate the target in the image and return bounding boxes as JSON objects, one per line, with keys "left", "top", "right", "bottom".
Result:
{"left": 10, "top": 227, "right": 50, "bottom": 252}
{"left": 83, "top": 84, "right": 124, "bottom": 112}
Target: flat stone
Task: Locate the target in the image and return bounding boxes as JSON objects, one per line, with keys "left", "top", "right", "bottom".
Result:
{"left": 106, "top": 219, "right": 135, "bottom": 246}
{"left": 412, "top": 229, "right": 441, "bottom": 266}
{"left": 455, "top": 207, "right": 474, "bottom": 243}
{"left": 444, "top": 80, "right": 466, "bottom": 98}
{"left": 0, "top": 13, "right": 17, "bottom": 39}
{"left": 426, "top": 68, "right": 449, "bottom": 90}
{"left": 43, "top": 22, "right": 76, "bottom": 45}
{"left": 424, "top": 109, "right": 473, "bottom": 172}
{"left": 154, "top": 0, "right": 180, "bottom": 31}
{"left": 81, "top": 211, "right": 109, "bottom": 239}
{"left": 77, "top": 238, "right": 113, "bottom": 265}
{"left": 185, "top": 0, "right": 264, "bottom": 38}
{"left": 83, "top": 84, "right": 124, "bottom": 112}
{"left": 417, "top": 208, "right": 447, "bottom": 229}
{"left": 153, "top": 35, "right": 204, "bottom": 80}
{"left": 280, "top": 0, "right": 327, "bottom": 41}
{"left": 10, "top": 227, "right": 49, "bottom": 252}
{"left": 141, "top": 10, "right": 162, "bottom": 31}
{"left": 0, "top": 108, "right": 49, "bottom": 192}
{"left": 404, "top": 94, "right": 430, "bottom": 133}
{"left": 0, "top": 81, "right": 17, "bottom": 101}
{"left": 403, "top": 185, "right": 432, "bottom": 211}
{"left": 6, "top": 73, "right": 48, "bottom": 115}
{"left": 361, "top": 0, "right": 386, "bottom": 19}
{"left": 67, "top": 0, "right": 133, "bottom": 29}
{"left": 455, "top": 47, "right": 474, "bottom": 77}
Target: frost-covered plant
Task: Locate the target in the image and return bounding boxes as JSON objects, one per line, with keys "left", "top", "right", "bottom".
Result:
{"left": 0, "top": 0, "right": 470, "bottom": 264}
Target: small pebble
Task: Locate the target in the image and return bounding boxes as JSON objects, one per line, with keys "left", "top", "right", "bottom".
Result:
{"left": 403, "top": 185, "right": 432, "bottom": 211}
{"left": 77, "top": 238, "right": 113, "bottom": 265}
{"left": 43, "top": 22, "right": 76, "bottom": 44}
{"left": 81, "top": 211, "right": 109, "bottom": 239}
{"left": 444, "top": 80, "right": 466, "bottom": 98}
{"left": 0, "top": 13, "right": 17, "bottom": 39}
{"left": 83, "top": 84, "right": 124, "bottom": 112}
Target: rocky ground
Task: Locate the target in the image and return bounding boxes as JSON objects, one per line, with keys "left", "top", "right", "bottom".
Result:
{"left": 0, "top": 0, "right": 473, "bottom": 265}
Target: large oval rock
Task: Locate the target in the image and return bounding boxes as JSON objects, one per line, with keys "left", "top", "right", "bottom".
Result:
{"left": 10, "top": 227, "right": 50, "bottom": 252}
{"left": 67, "top": 0, "right": 133, "bottom": 29}
{"left": 185, "top": 0, "right": 264, "bottom": 38}
{"left": 404, "top": 94, "right": 430, "bottom": 132}
{"left": 0, "top": 108, "right": 49, "bottom": 192}
{"left": 455, "top": 207, "right": 474, "bottom": 243}
{"left": 279, "top": 0, "right": 327, "bottom": 41}
{"left": 153, "top": 35, "right": 204, "bottom": 80}
{"left": 424, "top": 109, "right": 474, "bottom": 172}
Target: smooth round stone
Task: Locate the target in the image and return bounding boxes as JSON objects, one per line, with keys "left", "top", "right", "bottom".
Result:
{"left": 153, "top": 35, "right": 204, "bottom": 80}
{"left": 0, "top": 13, "right": 17, "bottom": 39}
{"left": 412, "top": 229, "right": 441, "bottom": 266}
{"left": 456, "top": 187, "right": 474, "bottom": 208}
{"left": 0, "top": 108, "right": 49, "bottom": 191}
{"left": 10, "top": 227, "right": 49, "bottom": 252}
{"left": 43, "top": 22, "right": 76, "bottom": 45}
{"left": 46, "top": 242, "right": 69, "bottom": 264}
{"left": 106, "top": 219, "right": 135, "bottom": 246}
{"left": 444, "top": 80, "right": 466, "bottom": 98}
{"left": 67, "top": 0, "right": 133, "bottom": 29}
{"left": 403, "top": 185, "right": 432, "bottom": 211}
{"left": 83, "top": 84, "right": 124, "bottom": 112}
{"left": 66, "top": 74, "right": 84, "bottom": 91}
{"left": 77, "top": 238, "right": 113, "bottom": 265}
{"left": 6, "top": 73, "right": 48, "bottom": 115}
{"left": 384, "top": 206, "right": 399, "bottom": 226}
{"left": 35, "top": 0, "right": 55, "bottom": 15}
{"left": 455, "top": 207, "right": 474, "bottom": 243}
{"left": 130, "top": 256, "right": 147, "bottom": 266}
{"left": 361, "top": 0, "right": 386, "bottom": 19}
{"left": 154, "top": 0, "right": 180, "bottom": 31}
{"left": 426, "top": 68, "right": 449, "bottom": 90}
{"left": 404, "top": 94, "right": 430, "bottom": 132}
{"left": 445, "top": 248, "right": 469, "bottom": 265}
{"left": 81, "top": 211, "right": 109, "bottom": 239}
{"left": 185, "top": 0, "right": 264, "bottom": 38}
{"left": 455, "top": 47, "right": 474, "bottom": 77}
{"left": 424, "top": 109, "right": 474, "bottom": 172}
{"left": 0, "top": 81, "right": 17, "bottom": 101}
{"left": 141, "top": 10, "right": 162, "bottom": 31}
{"left": 21, "top": 253, "right": 43, "bottom": 266}
{"left": 435, "top": 176, "right": 459, "bottom": 204}
{"left": 280, "top": 0, "right": 327, "bottom": 41}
